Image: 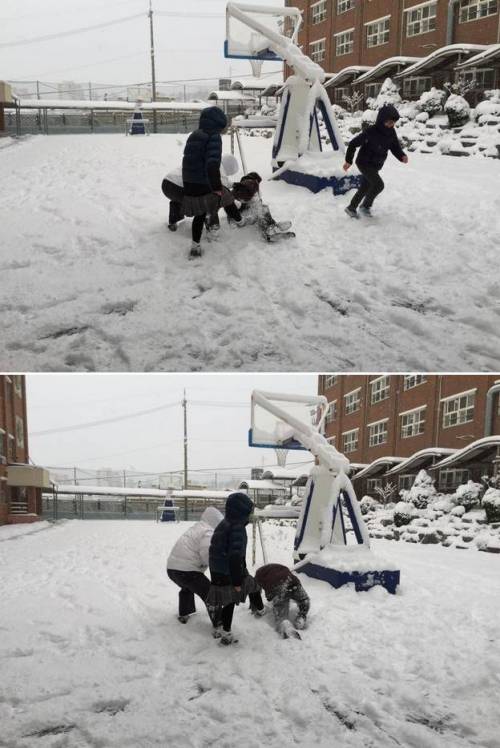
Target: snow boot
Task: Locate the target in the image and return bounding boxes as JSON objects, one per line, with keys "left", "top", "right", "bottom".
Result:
{"left": 189, "top": 241, "right": 203, "bottom": 259}
{"left": 359, "top": 205, "right": 373, "bottom": 217}
{"left": 265, "top": 224, "right": 296, "bottom": 242}
{"left": 212, "top": 626, "right": 223, "bottom": 639}
{"left": 219, "top": 631, "right": 238, "bottom": 646}
{"left": 275, "top": 220, "right": 292, "bottom": 233}
{"left": 278, "top": 620, "right": 301, "bottom": 640}
{"left": 344, "top": 206, "right": 359, "bottom": 219}
{"left": 177, "top": 615, "right": 189, "bottom": 624}
{"left": 168, "top": 223, "right": 178, "bottom": 232}
{"left": 250, "top": 606, "right": 266, "bottom": 617}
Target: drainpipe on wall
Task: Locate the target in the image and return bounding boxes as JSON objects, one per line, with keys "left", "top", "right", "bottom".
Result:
{"left": 446, "top": 0, "right": 461, "bottom": 46}
{"left": 484, "top": 382, "right": 500, "bottom": 436}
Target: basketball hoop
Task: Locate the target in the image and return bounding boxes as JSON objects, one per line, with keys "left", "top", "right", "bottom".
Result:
{"left": 274, "top": 447, "right": 289, "bottom": 468}
{"left": 250, "top": 58, "right": 263, "bottom": 78}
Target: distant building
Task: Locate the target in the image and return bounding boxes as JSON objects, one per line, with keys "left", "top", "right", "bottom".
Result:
{"left": 318, "top": 375, "right": 500, "bottom": 495}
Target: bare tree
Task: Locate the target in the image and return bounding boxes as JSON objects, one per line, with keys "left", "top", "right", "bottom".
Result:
{"left": 342, "top": 91, "right": 364, "bottom": 113}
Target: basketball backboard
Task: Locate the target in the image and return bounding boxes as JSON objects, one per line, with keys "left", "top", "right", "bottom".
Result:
{"left": 225, "top": 2, "right": 302, "bottom": 62}
{"left": 249, "top": 390, "right": 328, "bottom": 451}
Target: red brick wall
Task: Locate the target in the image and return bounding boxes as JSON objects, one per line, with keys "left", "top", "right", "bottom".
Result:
{"left": 0, "top": 375, "right": 30, "bottom": 525}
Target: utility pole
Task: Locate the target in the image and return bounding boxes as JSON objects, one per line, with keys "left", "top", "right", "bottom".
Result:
{"left": 148, "top": 0, "right": 158, "bottom": 133}
{"left": 183, "top": 390, "right": 188, "bottom": 519}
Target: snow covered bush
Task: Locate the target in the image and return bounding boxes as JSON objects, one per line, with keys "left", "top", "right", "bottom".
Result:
{"left": 360, "top": 495, "right": 377, "bottom": 515}
{"left": 453, "top": 481, "right": 482, "bottom": 511}
{"left": 416, "top": 111, "right": 429, "bottom": 123}
{"left": 361, "top": 108, "right": 377, "bottom": 129}
{"left": 342, "top": 91, "right": 364, "bottom": 114}
{"left": 393, "top": 501, "right": 413, "bottom": 527}
{"left": 445, "top": 94, "right": 470, "bottom": 128}
{"left": 372, "top": 78, "right": 402, "bottom": 109}
{"left": 400, "top": 470, "right": 437, "bottom": 510}
{"left": 483, "top": 488, "right": 500, "bottom": 524}
{"left": 417, "top": 88, "right": 446, "bottom": 117}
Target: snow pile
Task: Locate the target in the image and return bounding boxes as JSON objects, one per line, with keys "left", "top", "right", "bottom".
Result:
{"left": 400, "top": 469, "right": 436, "bottom": 509}
{"left": 297, "top": 543, "right": 398, "bottom": 573}
{"left": 483, "top": 487, "right": 500, "bottom": 523}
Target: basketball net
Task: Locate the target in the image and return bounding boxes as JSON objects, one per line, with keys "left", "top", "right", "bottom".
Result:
{"left": 274, "top": 447, "right": 289, "bottom": 468}
{"left": 250, "top": 58, "right": 264, "bottom": 79}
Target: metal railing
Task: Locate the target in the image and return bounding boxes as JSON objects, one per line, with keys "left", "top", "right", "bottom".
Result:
{"left": 42, "top": 494, "right": 226, "bottom": 522}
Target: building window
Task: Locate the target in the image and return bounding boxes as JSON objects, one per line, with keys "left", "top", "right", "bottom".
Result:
{"left": 398, "top": 474, "right": 415, "bottom": 491}
{"left": 325, "top": 375, "right": 337, "bottom": 389}
{"left": 343, "top": 428, "right": 359, "bottom": 454}
{"left": 439, "top": 469, "right": 470, "bottom": 490}
{"left": 442, "top": 391, "right": 475, "bottom": 428}
{"left": 311, "top": 0, "right": 328, "bottom": 25}
{"left": 14, "top": 376, "right": 23, "bottom": 397}
{"left": 400, "top": 407, "right": 426, "bottom": 438}
{"left": 344, "top": 388, "right": 361, "bottom": 414}
{"left": 337, "top": 0, "right": 354, "bottom": 13}
{"left": 403, "top": 76, "right": 432, "bottom": 98}
{"left": 403, "top": 375, "right": 427, "bottom": 391}
{"left": 365, "top": 82, "right": 382, "bottom": 99}
{"left": 461, "top": 68, "right": 495, "bottom": 88}
{"left": 406, "top": 2, "right": 437, "bottom": 36}
{"left": 371, "top": 376, "right": 390, "bottom": 404}
{"left": 459, "top": 0, "right": 498, "bottom": 23}
{"left": 367, "top": 478, "right": 383, "bottom": 492}
{"left": 16, "top": 416, "right": 25, "bottom": 449}
{"left": 368, "top": 420, "right": 388, "bottom": 447}
{"left": 366, "top": 17, "right": 390, "bottom": 48}
{"left": 310, "top": 38, "right": 326, "bottom": 63}
{"left": 8, "top": 433, "right": 15, "bottom": 461}
{"left": 335, "top": 86, "right": 349, "bottom": 103}
{"left": 326, "top": 401, "right": 337, "bottom": 424}
{"left": 335, "top": 29, "right": 354, "bottom": 57}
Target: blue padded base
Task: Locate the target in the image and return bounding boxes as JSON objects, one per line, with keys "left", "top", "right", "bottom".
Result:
{"left": 276, "top": 169, "right": 362, "bottom": 195}
{"left": 298, "top": 562, "right": 400, "bottom": 594}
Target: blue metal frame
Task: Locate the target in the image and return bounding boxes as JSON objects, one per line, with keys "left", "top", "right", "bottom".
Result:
{"left": 298, "top": 563, "right": 400, "bottom": 594}
{"left": 293, "top": 479, "right": 315, "bottom": 551}
{"left": 224, "top": 40, "right": 282, "bottom": 61}
{"left": 342, "top": 489, "right": 364, "bottom": 544}
{"left": 272, "top": 88, "right": 291, "bottom": 162}
{"left": 248, "top": 428, "right": 307, "bottom": 451}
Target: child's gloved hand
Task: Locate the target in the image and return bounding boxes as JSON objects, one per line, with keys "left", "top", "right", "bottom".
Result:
{"left": 295, "top": 615, "right": 307, "bottom": 630}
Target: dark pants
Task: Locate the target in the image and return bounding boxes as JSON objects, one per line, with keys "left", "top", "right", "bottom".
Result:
{"left": 211, "top": 572, "right": 264, "bottom": 632}
{"left": 183, "top": 182, "right": 243, "bottom": 243}
{"left": 349, "top": 166, "right": 385, "bottom": 210}
{"left": 269, "top": 577, "right": 310, "bottom": 630}
{"left": 161, "top": 179, "right": 185, "bottom": 226}
{"left": 167, "top": 568, "right": 219, "bottom": 626}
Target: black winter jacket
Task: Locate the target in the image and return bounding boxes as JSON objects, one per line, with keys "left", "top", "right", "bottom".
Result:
{"left": 345, "top": 104, "right": 406, "bottom": 172}
{"left": 182, "top": 107, "right": 228, "bottom": 192}
{"left": 209, "top": 492, "right": 254, "bottom": 586}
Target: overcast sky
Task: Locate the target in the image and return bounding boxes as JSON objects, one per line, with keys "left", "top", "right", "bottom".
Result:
{"left": 1, "top": 0, "right": 283, "bottom": 88}
{"left": 27, "top": 374, "right": 317, "bottom": 476}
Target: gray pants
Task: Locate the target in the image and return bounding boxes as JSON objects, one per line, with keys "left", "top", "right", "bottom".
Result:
{"left": 269, "top": 577, "right": 310, "bottom": 630}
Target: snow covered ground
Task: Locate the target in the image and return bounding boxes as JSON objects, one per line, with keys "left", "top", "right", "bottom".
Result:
{"left": 2, "top": 519, "right": 499, "bottom": 747}
{"left": 1, "top": 134, "right": 499, "bottom": 371}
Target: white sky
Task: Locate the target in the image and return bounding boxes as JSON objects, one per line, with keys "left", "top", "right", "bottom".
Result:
{"left": 0, "top": 0, "right": 284, "bottom": 88}
{"left": 27, "top": 373, "right": 317, "bottom": 475}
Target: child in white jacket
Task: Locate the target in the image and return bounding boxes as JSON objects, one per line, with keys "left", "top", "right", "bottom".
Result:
{"left": 167, "top": 506, "right": 223, "bottom": 626}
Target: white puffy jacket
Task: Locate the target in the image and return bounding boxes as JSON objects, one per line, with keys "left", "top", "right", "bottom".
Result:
{"left": 167, "top": 506, "right": 223, "bottom": 573}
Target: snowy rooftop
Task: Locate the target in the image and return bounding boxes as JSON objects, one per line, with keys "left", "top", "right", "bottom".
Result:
{"left": 355, "top": 57, "right": 422, "bottom": 84}
{"left": 170, "top": 490, "right": 231, "bottom": 500}
{"left": 260, "top": 468, "right": 309, "bottom": 481}
{"left": 386, "top": 448, "right": 458, "bottom": 476}
{"left": 9, "top": 99, "right": 208, "bottom": 111}
{"left": 352, "top": 457, "right": 406, "bottom": 480}
{"left": 455, "top": 43, "right": 500, "bottom": 69}
{"left": 395, "top": 44, "right": 488, "bottom": 78}
{"left": 53, "top": 484, "right": 168, "bottom": 498}
{"left": 230, "top": 74, "right": 283, "bottom": 92}
{"left": 238, "top": 479, "right": 287, "bottom": 491}
{"left": 324, "top": 66, "right": 372, "bottom": 88}
{"left": 430, "top": 436, "right": 500, "bottom": 470}
{"left": 208, "top": 90, "right": 257, "bottom": 102}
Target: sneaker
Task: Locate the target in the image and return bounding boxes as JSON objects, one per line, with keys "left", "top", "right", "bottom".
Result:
{"left": 234, "top": 217, "right": 246, "bottom": 228}
{"left": 189, "top": 241, "right": 202, "bottom": 258}
{"left": 359, "top": 205, "right": 373, "bottom": 216}
{"left": 177, "top": 615, "right": 189, "bottom": 624}
{"left": 219, "top": 631, "right": 238, "bottom": 646}
{"left": 168, "top": 223, "right": 178, "bottom": 232}
{"left": 344, "top": 206, "right": 359, "bottom": 219}
{"left": 250, "top": 606, "right": 266, "bottom": 617}
{"left": 212, "top": 626, "right": 223, "bottom": 639}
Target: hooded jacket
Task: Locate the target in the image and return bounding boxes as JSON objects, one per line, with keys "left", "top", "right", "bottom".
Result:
{"left": 182, "top": 107, "right": 228, "bottom": 191}
{"left": 167, "top": 506, "right": 223, "bottom": 573}
{"left": 209, "top": 492, "right": 254, "bottom": 586}
{"left": 345, "top": 104, "right": 406, "bottom": 171}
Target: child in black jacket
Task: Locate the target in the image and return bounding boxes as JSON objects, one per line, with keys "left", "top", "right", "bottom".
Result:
{"left": 255, "top": 563, "right": 310, "bottom": 639}
{"left": 343, "top": 103, "right": 408, "bottom": 218}
{"left": 207, "top": 492, "right": 264, "bottom": 645}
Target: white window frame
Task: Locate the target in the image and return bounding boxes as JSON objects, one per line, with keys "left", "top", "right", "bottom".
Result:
{"left": 335, "top": 28, "right": 354, "bottom": 57}
{"left": 325, "top": 401, "right": 337, "bottom": 425}
{"left": 344, "top": 387, "right": 361, "bottom": 414}
{"left": 403, "top": 374, "right": 427, "bottom": 391}
{"left": 461, "top": 67, "right": 496, "bottom": 88}
{"left": 0, "top": 428, "right": 5, "bottom": 463}
{"left": 405, "top": 1, "right": 437, "bottom": 37}
{"left": 368, "top": 419, "right": 388, "bottom": 447}
{"left": 367, "top": 477, "right": 383, "bottom": 492}
{"left": 370, "top": 376, "right": 390, "bottom": 404}
{"left": 403, "top": 76, "right": 432, "bottom": 97}
{"left": 15, "top": 416, "right": 24, "bottom": 449}
{"left": 398, "top": 474, "right": 415, "bottom": 491}
{"left": 459, "top": 0, "right": 498, "bottom": 23}
{"left": 14, "top": 376, "right": 23, "bottom": 397}
{"left": 439, "top": 468, "right": 470, "bottom": 490}
{"left": 365, "top": 16, "right": 390, "bottom": 48}
{"left": 309, "top": 37, "right": 326, "bottom": 63}
{"left": 441, "top": 390, "right": 476, "bottom": 429}
{"left": 337, "top": 0, "right": 355, "bottom": 14}
{"left": 343, "top": 428, "right": 359, "bottom": 454}
{"left": 311, "top": 0, "right": 328, "bottom": 25}
{"left": 335, "top": 86, "right": 349, "bottom": 103}
{"left": 327, "top": 435, "right": 337, "bottom": 445}
{"left": 365, "top": 82, "right": 382, "bottom": 99}
{"left": 325, "top": 375, "right": 338, "bottom": 389}
{"left": 400, "top": 406, "right": 426, "bottom": 438}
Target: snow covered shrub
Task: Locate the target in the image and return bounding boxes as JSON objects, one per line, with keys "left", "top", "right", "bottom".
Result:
{"left": 361, "top": 108, "right": 377, "bottom": 129}
{"left": 483, "top": 488, "right": 500, "bottom": 524}
{"left": 401, "top": 470, "right": 437, "bottom": 510}
{"left": 393, "top": 501, "right": 413, "bottom": 527}
{"left": 373, "top": 78, "right": 402, "bottom": 109}
{"left": 416, "top": 111, "right": 429, "bottom": 123}
{"left": 417, "top": 88, "right": 446, "bottom": 117}
{"left": 453, "top": 481, "right": 482, "bottom": 511}
{"left": 342, "top": 91, "right": 364, "bottom": 114}
{"left": 445, "top": 94, "right": 470, "bottom": 128}
{"left": 360, "top": 495, "right": 377, "bottom": 515}
{"left": 444, "top": 76, "right": 476, "bottom": 98}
